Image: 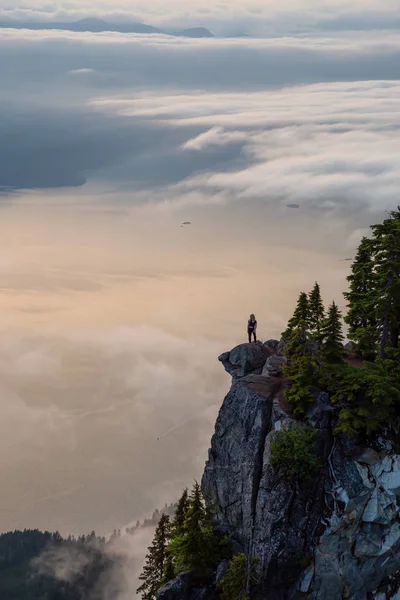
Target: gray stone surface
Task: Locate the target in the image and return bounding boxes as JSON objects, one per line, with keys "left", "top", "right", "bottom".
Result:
{"left": 158, "top": 571, "right": 194, "bottom": 600}
{"left": 218, "top": 342, "right": 271, "bottom": 379}
{"left": 264, "top": 339, "right": 280, "bottom": 353}
{"left": 202, "top": 374, "right": 281, "bottom": 543}
{"left": 157, "top": 572, "right": 217, "bottom": 600}
{"left": 262, "top": 355, "right": 287, "bottom": 377}
{"left": 201, "top": 342, "right": 400, "bottom": 600}
{"left": 215, "top": 560, "right": 229, "bottom": 584}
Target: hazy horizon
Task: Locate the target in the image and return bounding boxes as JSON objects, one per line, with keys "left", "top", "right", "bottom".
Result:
{"left": 1, "top": 0, "right": 399, "bottom": 539}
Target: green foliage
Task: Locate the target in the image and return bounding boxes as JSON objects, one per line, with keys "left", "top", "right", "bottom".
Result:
{"left": 283, "top": 292, "right": 310, "bottom": 338}
{"left": 270, "top": 423, "right": 320, "bottom": 481}
{"left": 217, "top": 554, "right": 259, "bottom": 600}
{"left": 283, "top": 321, "right": 321, "bottom": 415}
{"left": 282, "top": 283, "right": 330, "bottom": 415}
{"left": 284, "top": 354, "right": 317, "bottom": 416}
{"left": 344, "top": 208, "right": 400, "bottom": 360}
{"left": 344, "top": 236, "right": 378, "bottom": 359}
{"left": 170, "top": 488, "right": 189, "bottom": 537}
{"left": 160, "top": 554, "right": 175, "bottom": 586}
{"left": 321, "top": 301, "right": 346, "bottom": 364}
{"left": 308, "top": 282, "right": 325, "bottom": 339}
{"left": 371, "top": 208, "right": 400, "bottom": 359}
{"left": 334, "top": 208, "right": 400, "bottom": 431}
{"left": 138, "top": 483, "right": 230, "bottom": 600}
{"left": 168, "top": 483, "right": 229, "bottom": 576}
{"left": 330, "top": 361, "right": 400, "bottom": 434}
{"left": 137, "top": 514, "right": 172, "bottom": 600}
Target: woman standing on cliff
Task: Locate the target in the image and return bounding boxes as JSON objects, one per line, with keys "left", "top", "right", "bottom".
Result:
{"left": 248, "top": 314, "right": 257, "bottom": 343}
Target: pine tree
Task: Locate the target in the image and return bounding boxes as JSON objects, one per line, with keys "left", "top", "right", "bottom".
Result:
{"left": 179, "top": 482, "right": 207, "bottom": 573}
{"left": 308, "top": 282, "right": 325, "bottom": 340}
{"left": 370, "top": 207, "right": 400, "bottom": 359}
{"left": 284, "top": 339, "right": 317, "bottom": 416}
{"left": 321, "top": 301, "right": 345, "bottom": 363}
{"left": 283, "top": 293, "right": 318, "bottom": 415}
{"left": 283, "top": 292, "right": 310, "bottom": 338}
{"left": 343, "top": 236, "right": 377, "bottom": 359}
{"left": 168, "top": 483, "right": 227, "bottom": 575}
{"left": 161, "top": 554, "right": 175, "bottom": 585}
{"left": 137, "top": 514, "right": 171, "bottom": 600}
{"left": 171, "top": 488, "right": 189, "bottom": 537}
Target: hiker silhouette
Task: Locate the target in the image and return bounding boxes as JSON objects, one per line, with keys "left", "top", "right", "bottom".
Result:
{"left": 247, "top": 314, "right": 257, "bottom": 343}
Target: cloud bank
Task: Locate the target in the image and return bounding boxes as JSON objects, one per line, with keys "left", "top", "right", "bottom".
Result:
{"left": 0, "top": 324, "right": 226, "bottom": 535}
{"left": 1, "top": 28, "right": 400, "bottom": 207}
{"left": 1, "top": 1, "right": 399, "bottom": 540}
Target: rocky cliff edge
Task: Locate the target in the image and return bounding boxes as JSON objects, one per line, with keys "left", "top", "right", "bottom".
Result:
{"left": 158, "top": 340, "right": 400, "bottom": 600}
{"left": 201, "top": 340, "right": 400, "bottom": 600}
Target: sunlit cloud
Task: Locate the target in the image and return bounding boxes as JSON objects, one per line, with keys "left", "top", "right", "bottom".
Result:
{"left": 91, "top": 80, "right": 400, "bottom": 216}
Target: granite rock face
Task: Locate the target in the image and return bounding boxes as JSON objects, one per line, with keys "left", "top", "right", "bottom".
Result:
{"left": 200, "top": 342, "right": 400, "bottom": 600}
{"left": 218, "top": 342, "right": 271, "bottom": 379}
{"left": 262, "top": 354, "right": 287, "bottom": 377}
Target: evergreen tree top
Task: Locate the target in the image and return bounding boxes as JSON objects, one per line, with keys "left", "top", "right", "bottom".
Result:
{"left": 308, "top": 282, "right": 325, "bottom": 337}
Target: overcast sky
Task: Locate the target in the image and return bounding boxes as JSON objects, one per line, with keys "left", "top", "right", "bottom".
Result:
{"left": 0, "top": 0, "right": 399, "bottom": 544}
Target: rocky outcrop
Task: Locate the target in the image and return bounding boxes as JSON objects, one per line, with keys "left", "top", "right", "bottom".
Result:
{"left": 313, "top": 447, "right": 400, "bottom": 600}
{"left": 262, "top": 354, "right": 287, "bottom": 377}
{"left": 218, "top": 341, "right": 273, "bottom": 379}
{"left": 158, "top": 572, "right": 217, "bottom": 600}
{"left": 200, "top": 342, "right": 400, "bottom": 600}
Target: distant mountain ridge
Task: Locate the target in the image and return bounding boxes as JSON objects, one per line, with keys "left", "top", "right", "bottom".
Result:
{"left": 0, "top": 17, "right": 214, "bottom": 38}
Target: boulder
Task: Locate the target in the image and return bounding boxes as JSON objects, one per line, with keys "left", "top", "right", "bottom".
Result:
{"left": 157, "top": 572, "right": 217, "bottom": 600}
{"left": 262, "top": 355, "right": 287, "bottom": 377}
{"left": 276, "top": 337, "right": 288, "bottom": 356}
{"left": 158, "top": 572, "right": 194, "bottom": 600}
{"left": 264, "top": 339, "right": 280, "bottom": 354}
{"left": 218, "top": 342, "right": 270, "bottom": 379}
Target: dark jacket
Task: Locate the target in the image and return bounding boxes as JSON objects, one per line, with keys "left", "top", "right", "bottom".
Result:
{"left": 248, "top": 319, "right": 257, "bottom": 331}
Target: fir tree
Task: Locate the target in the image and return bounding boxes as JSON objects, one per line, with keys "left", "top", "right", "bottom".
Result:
{"left": 284, "top": 324, "right": 317, "bottom": 416}
{"left": 169, "top": 483, "right": 228, "bottom": 575}
{"left": 370, "top": 207, "right": 400, "bottom": 359}
{"left": 171, "top": 488, "right": 189, "bottom": 537}
{"left": 321, "top": 301, "right": 345, "bottom": 364}
{"left": 308, "top": 282, "right": 325, "bottom": 339}
{"left": 137, "top": 514, "right": 171, "bottom": 600}
{"left": 160, "top": 554, "right": 175, "bottom": 586}
{"left": 178, "top": 482, "right": 207, "bottom": 573}
{"left": 343, "top": 236, "right": 377, "bottom": 359}
{"left": 283, "top": 292, "right": 310, "bottom": 338}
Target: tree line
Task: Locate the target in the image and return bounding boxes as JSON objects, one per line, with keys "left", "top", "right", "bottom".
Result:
{"left": 0, "top": 529, "right": 118, "bottom": 600}
{"left": 282, "top": 206, "right": 400, "bottom": 433}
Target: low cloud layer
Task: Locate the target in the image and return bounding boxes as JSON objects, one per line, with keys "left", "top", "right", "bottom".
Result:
{"left": 0, "top": 5, "right": 399, "bottom": 540}
{"left": 1, "top": 29, "right": 400, "bottom": 197}
{"left": 0, "top": 324, "right": 226, "bottom": 534}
